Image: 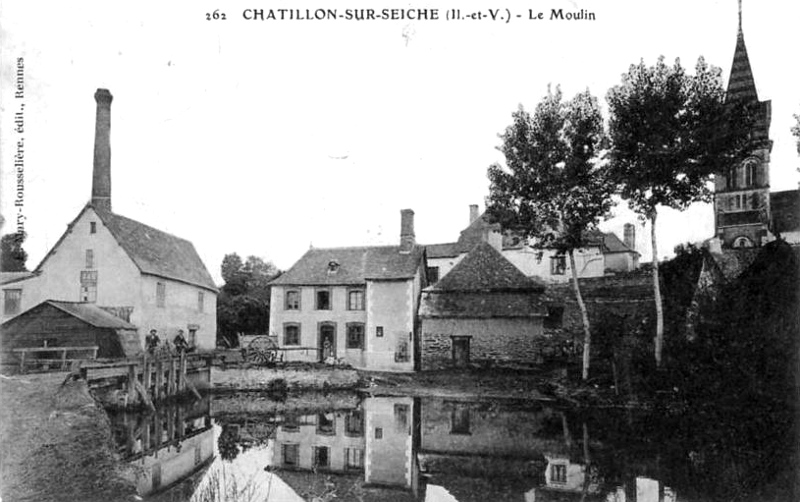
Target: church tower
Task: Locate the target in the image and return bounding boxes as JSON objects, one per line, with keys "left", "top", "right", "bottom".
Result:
{"left": 714, "top": 0, "right": 773, "bottom": 248}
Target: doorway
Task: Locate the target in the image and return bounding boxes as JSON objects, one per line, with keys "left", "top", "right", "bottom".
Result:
{"left": 318, "top": 323, "right": 336, "bottom": 362}
{"left": 451, "top": 336, "right": 470, "bottom": 368}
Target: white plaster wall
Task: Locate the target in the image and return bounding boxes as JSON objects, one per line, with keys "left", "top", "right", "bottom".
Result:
{"left": 366, "top": 280, "right": 414, "bottom": 372}
{"left": 502, "top": 246, "right": 605, "bottom": 282}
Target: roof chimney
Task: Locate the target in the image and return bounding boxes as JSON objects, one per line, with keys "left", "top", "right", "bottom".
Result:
{"left": 92, "top": 88, "right": 113, "bottom": 212}
{"left": 623, "top": 223, "right": 636, "bottom": 250}
{"left": 400, "top": 209, "right": 415, "bottom": 252}
{"left": 469, "top": 204, "right": 479, "bottom": 224}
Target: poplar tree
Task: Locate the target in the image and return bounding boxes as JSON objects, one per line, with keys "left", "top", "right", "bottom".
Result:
{"left": 487, "top": 87, "right": 613, "bottom": 381}
{"left": 606, "top": 56, "right": 751, "bottom": 367}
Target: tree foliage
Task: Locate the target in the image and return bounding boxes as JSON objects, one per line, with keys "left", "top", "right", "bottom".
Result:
{"left": 217, "top": 253, "right": 281, "bottom": 346}
{"left": 486, "top": 87, "right": 614, "bottom": 380}
{"left": 792, "top": 111, "right": 800, "bottom": 156}
{"left": 606, "top": 56, "right": 752, "bottom": 367}
{"left": 1, "top": 232, "right": 28, "bottom": 272}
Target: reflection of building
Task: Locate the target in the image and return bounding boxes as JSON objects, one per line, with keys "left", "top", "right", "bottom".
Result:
{"left": 112, "top": 396, "right": 214, "bottom": 497}
{"left": 0, "top": 89, "right": 218, "bottom": 349}
{"left": 269, "top": 210, "right": 427, "bottom": 371}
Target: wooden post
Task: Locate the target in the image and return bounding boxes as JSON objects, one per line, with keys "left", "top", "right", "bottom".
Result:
{"left": 154, "top": 409, "right": 163, "bottom": 448}
{"left": 167, "top": 357, "right": 175, "bottom": 397}
{"left": 178, "top": 352, "right": 187, "bottom": 393}
{"left": 142, "top": 415, "right": 151, "bottom": 454}
{"left": 177, "top": 404, "right": 185, "bottom": 438}
{"left": 143, "top": 355, "right": 152, "bottom": 401}
{"left": 167, "top": 406, "right": 175, "bottom": 442}
{"left": 155, "top": 358, "right": 164, "bottom": 401}
{"left": 19, "top": 351, "right": 26, "bottom": 374}
{"left": 127, "top": 363, "right": 137, "bottom": 406}
{"left": 60, "top": 349, "right": 68, "bottom": 370}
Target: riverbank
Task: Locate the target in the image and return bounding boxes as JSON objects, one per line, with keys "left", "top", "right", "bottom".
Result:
{"left": 0, "top": 372, "right": 137, "bottom": 502}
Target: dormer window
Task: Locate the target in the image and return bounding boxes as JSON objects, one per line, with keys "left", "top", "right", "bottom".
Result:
{"left": 327, "top": 260, "right": 340, "bottom": 274}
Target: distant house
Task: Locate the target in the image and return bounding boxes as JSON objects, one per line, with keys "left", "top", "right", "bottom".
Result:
{"left": 0, "top": 89, "right": 217, "bottom": 351}
{"left": 268, "top": 209, "right": 427, "bottom": 372}
{"left": 419, "top": 242, "right": 548, "bottom": 370}
{"left": 425, "top": 205, "right": 639, "bottom": 285}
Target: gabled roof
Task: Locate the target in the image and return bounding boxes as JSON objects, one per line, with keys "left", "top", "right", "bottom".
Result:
{"left": 431, "top": 242, "right": 544, "bottom": 292}
{"left": 770, "top": 189, "right": 800, "bottom": 234}
{"left": 585, "top": 229, "right": 638, "bottom": 255}
{"left": 35, "top": 204, "right": 218, "bottom": 292}
{"left": 425, "top": 242, "right": 460, "bottom": 259}
{"left": 455, "top": 214, "right": 500, "bottom": 253}
{"left": 33, "top": 300, "right": 136, "bottom": 329}
{"left": 270, "top": 245, "right": 425, "bottom": 286}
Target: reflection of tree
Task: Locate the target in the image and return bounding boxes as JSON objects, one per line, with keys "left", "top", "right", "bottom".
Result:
{"left": 218, "top": 425, "right": 241, "bottom": 461}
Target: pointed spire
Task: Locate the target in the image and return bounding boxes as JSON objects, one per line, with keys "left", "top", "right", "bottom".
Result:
{"left": 726, "top": 0, "right": 758, "bottom": 103}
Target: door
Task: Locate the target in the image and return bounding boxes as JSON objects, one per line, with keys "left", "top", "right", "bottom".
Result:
{"left": 451, "top": 336, "right": 470, "bottom": 368}
{"left": 319, "top": 324, "right": 336, "bottom": 362}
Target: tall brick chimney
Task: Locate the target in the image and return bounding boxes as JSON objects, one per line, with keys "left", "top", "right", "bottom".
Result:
{"left": 469, "top": 204, "right": 479, "bottom": 224}
{"left": 623, "top": 223, "right": 636, "bottom": 250}
{"left": 400, "top": 209, "right": 415, "bottom": 252}
{"left": 91, "top": 88, "right": 113, "bottom": 212}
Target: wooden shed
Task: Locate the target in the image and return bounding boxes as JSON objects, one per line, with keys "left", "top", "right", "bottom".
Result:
{"left": 0, "top": 300, "right": 142, "bottom": 363}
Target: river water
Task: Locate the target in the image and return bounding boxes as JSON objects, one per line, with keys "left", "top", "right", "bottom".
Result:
{"left": 107, "top": 391, "right": 796, "bottom": 502}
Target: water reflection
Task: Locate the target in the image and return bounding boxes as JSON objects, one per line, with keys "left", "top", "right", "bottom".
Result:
{"left": 108, "top": 394, "right": 788, "bottom": 502}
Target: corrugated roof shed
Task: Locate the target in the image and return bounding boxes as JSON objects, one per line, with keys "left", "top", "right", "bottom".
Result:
{"left": 270, "top": 245, "right": 425, "bottom": 286}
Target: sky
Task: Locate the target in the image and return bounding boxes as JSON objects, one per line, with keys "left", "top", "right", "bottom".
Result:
{"left": 1, "top": 0, "right": 799, "bottom": 284}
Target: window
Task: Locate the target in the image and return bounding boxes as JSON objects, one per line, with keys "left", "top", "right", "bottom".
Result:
{"left": 85, "top": 249, "right": 94, "bottom": 269}
{"left": 450, "top": 403, "right": 471, "bottom": 435}
{"left": 284, "top": 324, "right": 300, "bottom": 346}
{"left": 3, "top": 289, "right": 22, "bottom": 316}
{"left": 316, "top": 289, "right": 330, "bottom": 310}
{"left": 727, "top": 166, "right": 738, "bottom": 189}
{"left": 313, "top": 446, "right": 330, "bottom": 468}
{"left": 345, "top": 410, "right": 364, "bottom": 437}
{"left": 345, "top": 448, "right": 364, "bottom": 470}
{"left": 551, "top": 464, "right": 567, "bottom": 484}
{"left": 376, "top": 326, "right": 384, "bottom": 338}
{"left": 426, "top": 266, "right": 440, "bottom": 284}
{"left": 285, "top": 290, "right": 301, "bottom": 310}
{"left": 744, "top": 160, "right": 757, "bottom": 187}
{"left": 394, "top": 404, "right": 409, "bottom": 433}
{"left": 80, "top": 271, "right": 98, "bottom": 303}
{"left": 316, "top": 413, "right": 335, "bottom": 435}
{"left": 156, "top": 282, "right": 166, "bottom": 308}
{"left": 374, "top": 427, "right": 383, "bottom": 439}
{"left": 347, "top": 289, "right": 365, "bottom": 310}
{"left": 550, "top": 256, "right": 566, "bottom": 275}
{"left": 282, "top": 414, "right": 300, "bottom": 432}
{"left": 90, "top": 221, "right": 97, "bottom": 234}
{"left": 282, "top": 444, "right": 299, "bottom": 466}
{"left": 751, "top": 192, "right": 760, "bottom": 209}
{"left": 346, "top": 323, "right": 365, "bottom": 349}
{"left": 197, "top": 291, "right": 204, "bottom": 313}
{"left": 395, "top": 339, "right": 410, "bottom": 362}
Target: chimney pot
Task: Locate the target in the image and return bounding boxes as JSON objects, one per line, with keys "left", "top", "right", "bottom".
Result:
{"left": 91, "top": 88, "right": 113, "bottom": 211}
{"left": 400, "top": 209, "right": 415, "bottom": 252}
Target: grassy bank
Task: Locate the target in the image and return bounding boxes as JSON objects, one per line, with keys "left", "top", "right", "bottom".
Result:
{"left": 0, "top": 373, "right": 137, "bottom": 502}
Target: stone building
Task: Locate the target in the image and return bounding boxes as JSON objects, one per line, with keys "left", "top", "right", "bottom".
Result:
{"left": 419, "top": 242, "right": 548, "bottom": 370}
{"left": 268, "top": 209, "right": 427, "bottom": 372}
{"left": 0, "top": 89, "right": 218, "bottom": 350}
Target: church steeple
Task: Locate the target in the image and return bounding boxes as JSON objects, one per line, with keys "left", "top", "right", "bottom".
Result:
{"left": 726, "top": 0, "right": 758, "bottom": 103}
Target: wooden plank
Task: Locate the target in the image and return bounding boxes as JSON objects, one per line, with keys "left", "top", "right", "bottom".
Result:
{"left": 167, "top": 357, "right": 176, "bottom": 396}
{"left": 12, "top": 346, "right": 99, "bottom": 353}
{"left": 143, "top": 357, "right": 152, "bottom": 401}
{"left": 19, "top": 351, "right": 25, "bottom": 374}
{"left": 178, "top": 351, "right": 187, "bottom": 392}
{"left": 155, "top": 358, "right": 164, "bottom": 401}
{"left": 127, "top": 363, "right": 137, "bottom": 406}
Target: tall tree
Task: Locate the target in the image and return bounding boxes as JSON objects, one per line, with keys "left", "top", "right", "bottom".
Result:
{"left": 487, "top": 87, "right": 614, "bottom": 381}
{"left": 606, "top": 56, "right": 751, "bottom": 367}
{"left": 1, "top": 232, "right": 28, "bottom": 272}
{"left": 217, "top": 253, "right": 281, "bottom": 345}
{"left": 792, "top": 112, "right": 800, "bottom": 156}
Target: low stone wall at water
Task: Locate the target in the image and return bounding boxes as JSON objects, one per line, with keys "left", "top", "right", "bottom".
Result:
{"left": 210, "top": 364, "right": 361, "bottom": 392}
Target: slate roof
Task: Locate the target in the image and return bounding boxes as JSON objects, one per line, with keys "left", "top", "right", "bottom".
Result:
{"left": 425, "top": 242, "right": 460, "bottom": 259}
{"left": 431, "top": 242, "right": 544, "bottom": 292}
{"left": 270, "top": 245, "right": 425, "bottom": 286}
{"left": 0, "top": 271, "right": 35, "bottom": 285}
{"left": 421, "top": 242, "right": 547, "bottom": 318}
{"left": 455, "top": 214, "right": 501, "bottom": 253}
{"left": 585, "top": 229, "right": 638, "bottom": 255}
{"left": 35, "top": 204, "right": 217, "bottom": 291}
{"left": 770, "top": 189, "right": 800, "bottom": 234}
{"left": 45, "top": 300, "right": 137, "bottom": 329}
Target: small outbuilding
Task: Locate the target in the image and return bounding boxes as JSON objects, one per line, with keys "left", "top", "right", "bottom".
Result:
{"left": 0, "top": 300, "right": 141, "bottom": 365}
{"left": 419, "top": 242, "right": 548, "bottom": 370}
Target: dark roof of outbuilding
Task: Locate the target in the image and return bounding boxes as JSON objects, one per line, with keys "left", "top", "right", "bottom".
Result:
{"left": 35, "top": 204, "right": 217, "bottom": 291}
{"left": 0, "top": 271, "right": 36, "bottom": 285}
{"left": 425, "top": 242, "right": 460, "bottom": 259}
{"left": 430, "top": 242, "right": 544, "bottom": 292}
{"left": 770, "top": 189, "right": 800, "bottom": 234}
{"left": 46, "top": 300, "right": 136, "bottom": 329}
{"left": 270, "top": 245, "right": 425, "bottom": 286}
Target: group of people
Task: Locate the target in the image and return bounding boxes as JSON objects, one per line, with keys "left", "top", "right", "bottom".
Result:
{"left": 145, "top": 328, "right": 192, "bottom": 355}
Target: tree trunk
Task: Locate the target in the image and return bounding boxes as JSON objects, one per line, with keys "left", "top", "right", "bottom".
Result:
{"left": 651, "top": 213, "right": 664, "bottom": 367}
{"left": 569, "top": 249, "right": 592, "bottom": 381}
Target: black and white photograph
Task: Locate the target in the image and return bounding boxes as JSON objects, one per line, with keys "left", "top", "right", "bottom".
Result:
{"left": 1, "top": 0, "right": 799, "bottom": 500}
